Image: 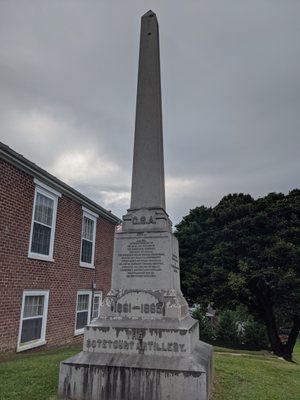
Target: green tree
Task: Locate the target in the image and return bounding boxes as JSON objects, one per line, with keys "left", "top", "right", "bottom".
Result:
{"left": 192, "top": 307, "right": 216, "bottom": 344}
{"left": 242, "top": 316, "right": 269, "bottom": 349}
{"left": 176, "top": 190, "right": 300, "bottom": 361}
{"left": 215, "top": 310, "right": 241, "bottom": 347}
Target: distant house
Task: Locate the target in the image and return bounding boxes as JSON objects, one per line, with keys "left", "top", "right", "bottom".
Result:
{"left": 0, "top": 142, "right": 120, "bottom": 354}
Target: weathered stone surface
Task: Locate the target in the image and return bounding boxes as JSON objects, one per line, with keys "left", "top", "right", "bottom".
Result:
{"left": 58, "top": 9, "right": 213, "bottom": 400}
{"left": 59, "top": 341, "right": 212, "bottom": 400}
{"left": 83, "top": 316, "right": 199, "bottom": 356}
{"left": 122, "top": 209, "right": 172, "bottom": 233}
{"left": 101, "top": 289, "right": 188, "bottom": 321}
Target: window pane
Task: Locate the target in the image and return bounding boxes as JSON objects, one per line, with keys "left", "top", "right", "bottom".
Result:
{"left": 82, "top": 217, "right": 94, "bottom": 241}
{"left": 77, "top": 294, "right": 89, "bottom": 311}
{"left": 92, "top": 296, "right": 100, "bottom": 319}
{"left": 81, "top": 239, "right": 92, "bottom": 264}
{"left": 76, "top": 311, "right": 88, "bottom": 330}
{"left": 31, "top": 223, "right": 51, "bottom": 255}
{"left": 34, "top": 193, "right": 54, "bottom": 226}
{"left": 21, "top": 317, "right": 43, "bottom": 343}
{"left": 24, "top": 296, "right": 44, "bottom": 318}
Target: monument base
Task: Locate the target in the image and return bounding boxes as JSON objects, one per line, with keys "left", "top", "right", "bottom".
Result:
{"left": 58, "top": 341, "right": 213, "bottom": 400}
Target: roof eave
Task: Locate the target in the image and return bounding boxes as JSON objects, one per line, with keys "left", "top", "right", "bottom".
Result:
{"left": 0, "top": 142, "right": 121, "bottom": 225}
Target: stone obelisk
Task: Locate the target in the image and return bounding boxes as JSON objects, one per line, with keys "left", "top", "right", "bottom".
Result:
{"left": 58, "top": 11, "right": 213, "bottom": 400}
{"left": 130, "top": 9, "right": 165, "bottom": 212}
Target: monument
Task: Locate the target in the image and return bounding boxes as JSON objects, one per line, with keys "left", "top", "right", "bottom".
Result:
{"left": 58, "top": 10, "right": 213, "bottom": 400}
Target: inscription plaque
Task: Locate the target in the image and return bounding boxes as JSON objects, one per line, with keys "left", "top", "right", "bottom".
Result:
{"left": 118, "top": 237, "right": 166, "bottom": 278}
{"left": 86, "top": 338, "right": 186, "bottom": 353}
{"left": 108, "top": 291, "right": 165, "bottom": 318}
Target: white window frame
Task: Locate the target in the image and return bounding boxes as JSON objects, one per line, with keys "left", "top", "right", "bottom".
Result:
{"left": 17, "top": 290, "right": 49, "bottom": 352}
{"left": 91, "top": 292, "right": 102, "bottom": 321}
{"left": 80, "top": 208, "right": 98, "bottom": 269}
{"left": 28, "top": 181, "right": 61, "bottom": 262}
{"left": 74, "top": 290, "right": 92, "bottom": 336}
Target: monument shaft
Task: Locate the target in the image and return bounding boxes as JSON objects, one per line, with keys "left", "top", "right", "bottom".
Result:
{"left": 58, "top": 11, "right": 213, "bottom": 400}
{"left": 131, "top": 11, "right": 165, "bottom": 211}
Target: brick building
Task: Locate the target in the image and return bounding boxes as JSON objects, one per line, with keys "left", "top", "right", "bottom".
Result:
{"left": 0, "top": 142, "right": 120, "bottom": 354}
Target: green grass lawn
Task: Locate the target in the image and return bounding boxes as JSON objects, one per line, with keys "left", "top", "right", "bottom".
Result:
{"left": 213, "top": 341, "right": 300, "bottom": 400}
{"left": 0, "top": 346, "right": 81, "bottom": 400}
{"left": 0, "top": 342, "right": 299, "bottom": 400}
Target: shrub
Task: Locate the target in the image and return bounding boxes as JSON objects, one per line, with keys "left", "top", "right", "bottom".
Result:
{"left": 242, "top": 316, "right": 269, "bottom": 349}
{"left": 215, "top": 310, "right": 241, "bottom": 347}
{"left": 193, "top": 306, "right": 270, "bottom": 350}
{"left": 192, "top": 307, "right": 216, "bottom": 344}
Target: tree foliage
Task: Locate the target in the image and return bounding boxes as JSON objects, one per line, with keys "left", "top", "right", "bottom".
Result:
{"left": 176, "top": 190, "right": 300, "bottom": 360}
{"left": 242, "top": 316, "right": 269, "bottom": 349}
{"left": 192, "top": 307, "right": 216, "bottom": 343}
{"left": 215, "top": 310, "right": 241, "bottom": 347}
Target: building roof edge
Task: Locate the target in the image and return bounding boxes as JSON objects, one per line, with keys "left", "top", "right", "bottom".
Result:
{"left": 0, "top": 142, "right": 121, "bottom": 225}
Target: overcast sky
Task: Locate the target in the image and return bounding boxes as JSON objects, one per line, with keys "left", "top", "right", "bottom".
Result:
{"left": 1, "top": 0, "right": 299, "bottom": 223}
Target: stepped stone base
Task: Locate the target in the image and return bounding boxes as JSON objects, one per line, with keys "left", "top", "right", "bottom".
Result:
{"left": 58, "top": 341, "right": 213, "bottom": 400}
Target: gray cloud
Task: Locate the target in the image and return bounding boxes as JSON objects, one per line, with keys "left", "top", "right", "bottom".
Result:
{"left": 1, "top": 0, "right": 299, "bottom": 223}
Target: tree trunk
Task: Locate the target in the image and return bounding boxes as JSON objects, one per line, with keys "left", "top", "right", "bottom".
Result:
{"left": 261, "top": 305, "right": 300, "bottom": 361}
{"left": 256, "top": 291, "right": 296, "bottom": 361}
{"left": 262, "top": 306, "right": 292, "bottom": 361}
{"left": 286, "top": 315, "right": 300, "bottom": 357}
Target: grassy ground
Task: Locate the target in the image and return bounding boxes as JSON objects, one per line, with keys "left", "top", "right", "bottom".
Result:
{"left": 0, "top": 346, "right": 81, "bottom": 400}
{"left": 0, "top": 343, "right": 299, "bottom": 400}
{"left": 213, "top": 341, "right": 300, "bottom": 400}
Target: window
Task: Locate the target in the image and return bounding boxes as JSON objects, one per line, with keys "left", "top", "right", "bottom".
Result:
{"left": 28, "top": 180, "right": 60, "bottom": 261}
{"left": 92, "top": 292, "right": 102, "bottom": 320}
{"left": 80, "top": 208, "right": 98, "bottom": 268}
{"left": 18, "top": 290, "right": 49, "bottom": 352}
{"left": 75, "top": 291, "right": 92, "bottom": 335}
{"left": 74, "top": 291, "right": 102, "bottom": 334}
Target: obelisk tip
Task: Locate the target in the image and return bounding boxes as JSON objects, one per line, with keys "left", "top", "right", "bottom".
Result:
{"left": 142, "top": 10, "right": 156, "bottom": 18}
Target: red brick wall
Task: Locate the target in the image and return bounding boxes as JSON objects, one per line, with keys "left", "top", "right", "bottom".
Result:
{"left": 0, "top": 159, "right": 116, "bottom": 353}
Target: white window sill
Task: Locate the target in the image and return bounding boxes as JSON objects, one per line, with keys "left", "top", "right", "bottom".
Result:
{"left": 80, "top": 263, "right": 95, "bottom": 269}
{"left": 17, "top": 339, "right": 46, "bottom": 352}
{"left": 74, "top": 329, "right": 84, "bottom": 336}
{"left": 28, "top": 253, "right": 54, "bottom": 262}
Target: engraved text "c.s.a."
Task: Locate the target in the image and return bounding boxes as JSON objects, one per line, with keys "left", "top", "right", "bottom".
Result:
{"left": 132, "top": 216, "right": 156, "bottom": 225}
